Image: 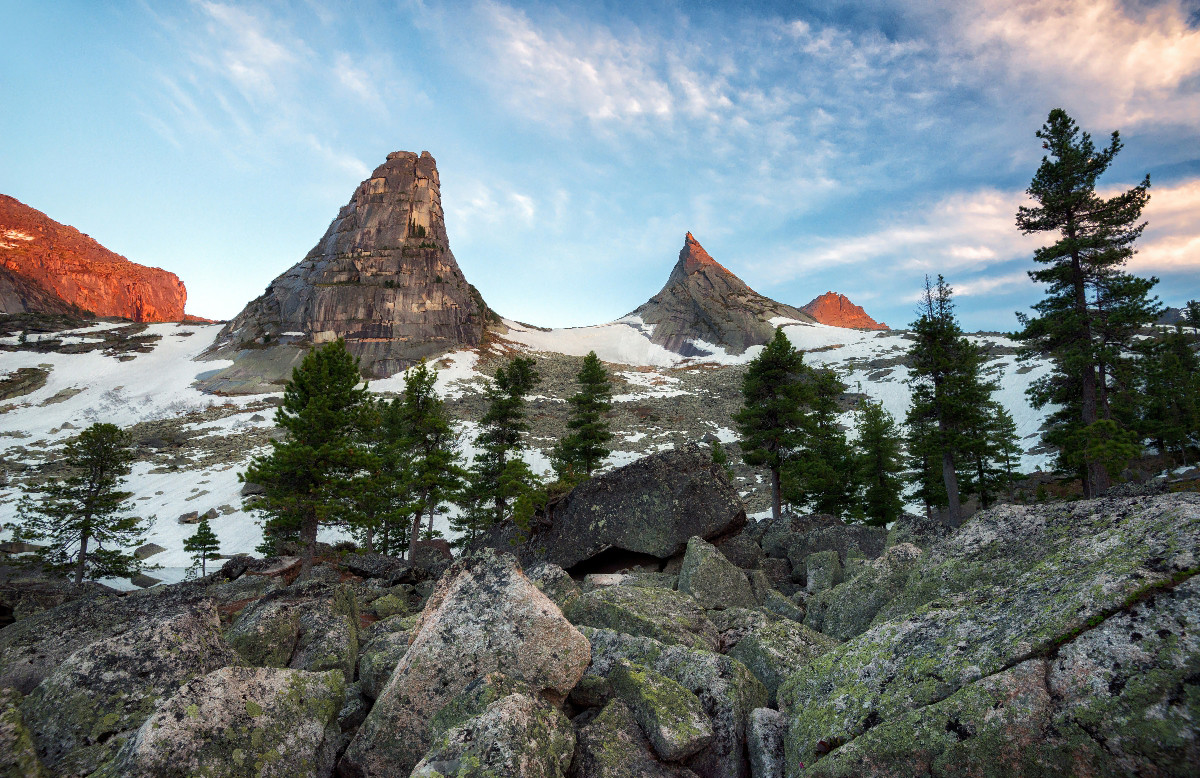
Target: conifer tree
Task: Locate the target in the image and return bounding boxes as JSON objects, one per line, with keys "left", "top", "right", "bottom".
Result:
{"left": 783, "top": 368, "right": 858, "bottom": 519}
{"left": 554, "top": 351, "right": 614, "bottom": 478}
{"left": 904, "top": 275, "right": 994, "bottom": 525}
{"left": 710, "top": 439, "right": 736, "bottom": 482}
{"left": 183, "top": 517, "right": 221, "bottom": 577}
{"left": 854, "top": 399, "right": 904, "bottom": 527}
{"left": 1015, "top": 108, "right": 1158, "bottom": 497}
{"left": 345, "top": 395, "right": 412, "bottom": 555}
{"left": 395, "top": 361, "right": 466, "bottom": 562}
{"left": 458, "top": 356, "right": 541, "bottom": 536}
{"left": 12, "top": 422, "right": 149, "bottom": 584}
{"left": 1138, "top": 326, "right": 1200, "bottom": 466}
{"left": 962, "top": 400, "right": 1023, "bottom": 509}
{"left": 242, "top": 339, "right": 368, "bottom": 574}
{"left": 735, "top": 329, "right": 808, "bottom": 520}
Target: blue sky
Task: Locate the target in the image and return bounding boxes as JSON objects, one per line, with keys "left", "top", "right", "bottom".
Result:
{"left": 3, "top": 0, "right": 1199, "bottom": 331}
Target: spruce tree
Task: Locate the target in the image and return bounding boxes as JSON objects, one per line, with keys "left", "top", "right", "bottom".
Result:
{"left": 395, "top": 361, "right": 465, "bottom": 562}
{"left": 13, "top": 423, "right": 149, "bottom": 584}
{"left": 1138, "top": 326, "right": 1200, "bottom": 466}
{"left": 345, "top": 395, "right": 412, "bottom": 555}
{"left": 183, "top": 517, "right": 221, "bottom": 577}
{"left": 904, "top": 275, "right": 994, "bottom": 525}
{"left": 554, "top": 351, "right": 614, "bottom": 478}
{"left": 735, "top": 329, "right": 808, "bottom": 520}
{"left": 962, "top": 400, "right": 1023, "bottom": 509}
{"left": 242, "top": 339, "right": 368, "bottom": 574}
{"left": 854, "top": 399, "right": 904, "bottom": 527}
{"left": 458, "top": 356, "right": 541, "bottom": 537}
{"left": 1015, "top": 108, "right": 1159, "bottom": 497}
{"left": 783, "top": 367, "right": 859, "bottom": 519}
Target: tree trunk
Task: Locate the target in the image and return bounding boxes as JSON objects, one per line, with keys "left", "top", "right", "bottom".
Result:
{"left": 408, "top": 506, "right": 424, "bottom": 563}
{"left": 300, "top": 511, "right": 318, "bottom": 577}
{"left": 1069, "top": 232, "right": 1109, "bottom": 497}
{"left": 941, "top": 450, "right": 961, "bottom": 527}
{"left": 74, "top": 531, "right": 89, "bottom": 585}
{"left": 770, "top": 466, "right": 781, "bottom": 521}
{"left": 364, "top": 526, "right": 375, "bottom": 554}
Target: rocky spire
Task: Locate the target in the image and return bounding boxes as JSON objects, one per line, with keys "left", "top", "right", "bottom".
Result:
{"left": 204, "top": 151, "right": 495, "bottom": 392}
{"left": 630, "top": 233, "right": 814, "bottom": 356}
{"left": 799, "top": 291, "right": 889, "bottom": 330}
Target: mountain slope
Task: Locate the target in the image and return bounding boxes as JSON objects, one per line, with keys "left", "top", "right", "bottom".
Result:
{"left": 629, "top": 232, "right": 815, "bottom": 356}
{"left": 0, "top": 195, "right": 188, "bottom": 322}
{"left": 800, "top": 291, "right": 888, "bottom": 330}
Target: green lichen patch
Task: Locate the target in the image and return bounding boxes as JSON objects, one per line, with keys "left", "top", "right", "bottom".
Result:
{"left": 728, "top": 620, "right": 839, "bottom": 706}
{"left": 0, "top": 687, "right": 48, "bottom": 778}
{"left": 565, "top": 585, "right": 720, "bottom": 650}
{"left": 609, "top": 660, "right": 713, "bottom": 762}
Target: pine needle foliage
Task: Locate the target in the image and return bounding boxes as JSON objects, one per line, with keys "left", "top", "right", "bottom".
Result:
{"left": 12, "top": 422, "right": 149, "bottom": 584}
{"left": 183, "top": 517, "right": 221, "bottom": 577}
{"left": 554, "top": 350, "right": 614, "bottom": 478}
{"left": 854, "top": 399, "right": 904, "bottom": 527}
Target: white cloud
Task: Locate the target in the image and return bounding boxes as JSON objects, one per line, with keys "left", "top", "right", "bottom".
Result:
{"left": 334, "top": 52, "right": 383, "bottom": 110}
{"left": 196, "top": 1, "right": 300, "bottom": 103}
{"left": 1130, "top": 178, "right": 1200, "bottom": 272}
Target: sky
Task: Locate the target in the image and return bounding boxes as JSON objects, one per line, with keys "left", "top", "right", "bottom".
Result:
{"left": 2, "top": 0, "right": 1199, "bottom": 332}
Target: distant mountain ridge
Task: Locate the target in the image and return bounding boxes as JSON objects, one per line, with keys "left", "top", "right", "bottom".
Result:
{"left": 800, "top": 291, "right": 888, "bottom": 330}
{"left": 0, "top": 195, "right": 188, "bottom": 322}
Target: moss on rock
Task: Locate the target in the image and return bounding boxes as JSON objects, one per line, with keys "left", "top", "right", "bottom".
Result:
{"left": 565, "top": 585, "right": 720, "bottom": 651}
{"left": 609, "top": 660, "right": 713, "bottom": 762}
{"left": 728, "top": 619, "right": 839, "bottom": 706}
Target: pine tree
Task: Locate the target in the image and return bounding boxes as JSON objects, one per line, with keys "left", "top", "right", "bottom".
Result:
{"left": 1138, "top": 325, "right": 1200, "bottom": 466}
{"left": 344, "top": 395, "right": 412, "bottom": 556}
{"left": 1185, "top": 300, "right": 1200, "bottom": 329}
{"left": 783, "top": 367, "right": 859, "bottom": 519}
{"left": 554, "top": 351, "right": 614, "bottom": 478}
{"left": 1015, "top": 108, "right": 1159, "bottom": 497}
{"left": 183, "top": 517, "right": 221, "bottom": 577}
{"left": 854, "top": 399, "right": 904, "bottom": 527}
{"left": 904, "top": 407, "right": 945, "bottom": 515}
{"left": 12, "top": 423, "right": 149, "bottom": 584}
{"left": 395, "top": 361, "right": 466, "bottom": 562}
{"left": 242, "top": 339, "right": 369, "bottom": 574}
{"left": 735, "top": 329, "right": 808, "bottom": 520}
{"left": 710, "top": 439, "right": 736, "bottom": 482}
{"left": 904, "top": 275, "right": 994, "bottom": 525}
{"left": 962, "top": 400, "right": 1023, "bottom": 509}
{"left": 457, "top": 356, "right": 541, "bottom": 538}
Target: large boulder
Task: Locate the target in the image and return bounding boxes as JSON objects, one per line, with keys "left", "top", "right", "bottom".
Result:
{"left": 609, "top": 660, "right": 714, "bottom": 762}
{"left": 479, "top": 443, "right": 746, "bottom": 571}
{"left": 340, "top": 549, "right": 590, "bottom": 776}
{"left": 746, "top": 708, "right": 786, "bottom": 778}
{"left": 0, "top": 687, "right": 46, "bottom": 778}
{"left": 759, "top": 514, "right": 887, "bottom": 581}
{"left": 582, "top": 627, "right": 768, "bottom": 778}
{"left": 410, "top": 692, "right": 575, "bottom": 778}
{"left": 573, "top": 700, "right": 700, "bottom": 778}
{"left": 356, "top": 630, "right": 412, "bottom": 701}
{"left": 20, "top": 599, "right": 238, "bottom": 776}
{"left": 94, "top": 666, "right": 345, "bottom": 778}
{"left": 803, "top": 543, "right": 923, "bottom": 641}
{"left": 225, "top": 583, "right": 359, "bottom": 681}
{"left": 779, "top": 494, "right": 1200, "bottom": 774}
{"left": 566, "top": 584, "right": 721, "bottom": 651}
{"left": 727, "top": 619, "right": 839, "bottom": 706}
{"left": 678, "top": 536, "right": 756, "bottom": 610}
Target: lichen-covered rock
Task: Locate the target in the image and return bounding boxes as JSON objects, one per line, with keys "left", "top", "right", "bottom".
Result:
{"left": 779, "top": 494, "right": 1200, "bottom": 772}
{"left": 341, "top": 551, "right": 415, "bottom": 585}
{"left": 609, "top": 660, "right": 713, "bottom": 762}
{"left": 573, "top": 700, "right": 701, "bottom": 778}
{"left": 885, "top": 511, "right": 951, "bottom": 550}
{"left": 714, "top": 532, "right": 764, "bottom": 570}
{"left": 760, "top": 589, "right": 805, "bottom": 623}
{"left": 566, "top": 585, "right": 720, "bottom": 651}
{"left": 341, "top": 550, "right": 589, "bottom": 777}
{"left": 759, "top": 514, "right": 886, "bottom": 578}
{"left": 426, "top": 673, "right": 532, "bottom": 740}
{"left": 478, "top": 443, "right": 745, "bottom": 571}
{"left": 803, "top": 543, "right": 922, "bottom": 640}
{"left": 727, "top": 620, "right": 839, "bottom": 706}
{"left": 745, "top": 570, "right": 772, "bottom": 606}
{"left": 804, "top": 550, "right": 842, "bottom": 594}
{"left": 0, "top": 687, "right": 47, "bottom": 778}
{"left": 20, "top": 599, "right": 238, "bottom": 777}
{"left": 526, "top": 561, "right": 582, "bottom": 609}
{"left": 582, "top": 627, "right": 767, "bottom": 778}
{"left": 708, "top": 607, "right": 776, "bottom": 653}
{"left": 410, "top": 692, "right": 574, "bottom": 778}
{"left": 225, "top": 584, "right": 359, "bottom": 681}
{"left": 94, "top": 666, "right": 345, "bottom": 778}
{"left": 205, "top": 573, "right": 284, "bottom": 608}
{"left": 746, "top": 708, "right": 785, "bottom": 778}
{"left": 356, "top": 630, "right": 411, "bottom": 700}
{"left": 678, "top": 536, "right": 756, "bottom": 610}
{"left": 369, "top": 585, "right": 415, "bottom": 619}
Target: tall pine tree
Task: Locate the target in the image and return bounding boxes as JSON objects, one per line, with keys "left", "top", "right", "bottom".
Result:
{"left": 1138, "top": 325, "right": 1200, "bottom": 466}
{"left": 183, "top": 517, "right": 221, "bottom": 577}
{"left": 1015, "top": 108, "right": 1158, "bottom": 497}
{"left": 783, "top": 367, "right": 858, "bottom": 519}
{"left": 242, "top": 339, "right": 368, "bottom": 574}
{"left": 553, "top": 351, "right": 613, "bottom": 479}
{"left": 12, "top": 422, "right": 149, "bottom": 584}
{"left": 854, "top": 399, "right": 904, "bottom": 527}
{"left": 343, "top": 396, "right": 412, "bottom": 555}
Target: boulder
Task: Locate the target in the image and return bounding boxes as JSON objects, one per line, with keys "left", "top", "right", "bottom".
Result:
{"left": 804, "top": 550, "right": 841, "bottom": 594}
{"left": 759, "top": 514, "right": 887, "bottom": 578}
{"left": 566, "top": 585, "right": 720, "bottom": 651}
{"left": 133, "top": 543, "right": 166, "bottom": 560}
{"left": 480, "top": 443, "right": 745, "bottom": 571}
{"left": 778, "top": 494, "right": 1200, "bottom": 773}
{"left": 727, "top": 620, "right": 839, "bottom": 706}
{"left": 582, "top": 627, "right": 768, "bottom": 778}
{"left": 610, "top": 660, "right": 713, "bottom": 762}
{"left": 526, "top": 560, "right": 582, "bottom": 609}
{"left": 342, "top": 552, "right": 415, "bottom": 585}
{"left": 707, "top": 607, "right": 776, "bottom": 653}
{"left": 225, "top": 584, "right": 359, "bottom": 681}
{"left": 410, "top": 692, "right": 575, "bottom": 778}
{"left": 0, "top": 687, "right": 47, "bottom": 778}
{"left": 573, "top": 700, "right": 701, "bottom": 778}
{"left": 760, "top": 589, "right": 805, "bottom": 623}
{"left": 746, "top": 708, "right": 786, "bottom": 778}
{"left": 714, "top": 532, "right": 764, "bottom": 570}
{"left": 678, "top": 536, "right": 756, "bottom": 610}
{"left": 356, "top": 630, "right": 412, "bottom": 701}
{"left": 94, "top": 666, "right": 345, "bottom": 778}
{"left": 340, "top": 549, "right": 590, "bottom": 776}
{"left": 804, "top": 542, "right": 922, "bottom": 640}
{"left": 885, "top": 510, "right": 951, "bottom": 550}
{"left": 20, "top": 599, "right": 238, "bottom": 776}
{"left": 177, "top": 510, "right": 199, "bottom": 525}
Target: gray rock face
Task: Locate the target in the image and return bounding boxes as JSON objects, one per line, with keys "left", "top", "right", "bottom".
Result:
{"left": 573, "top": 700, "right": 701, "bottom": 778}
{"left": 609, "top": 660, "right": 714, "bottom": 762}
{"left": 485, "top": 443, "right": 745, "bottom": 572}
{"left": 804, "top": 542, "right": 922, "bottom": 641}
{"left": 341, "top": 549, "right": 590, "bottom": 777}
{"left": 678, "top": 536, "right": 756, "bottom": 610}
{"left": 203, "top": 151, "right": 493, "bottom": 390}
{"left": 224, "top": 583, "right": 359, "bottom": 681}
{"left": 746, "top": 708, "right": 786, "bottom": 778}
{"left": 759, "top": 513, "right": 887, "bottom": 582}
{"left": 566, "top": 584, "right": 721, "bottom": 651}
{"left": 630, "top": 233, "right": 814, "bottom": 356}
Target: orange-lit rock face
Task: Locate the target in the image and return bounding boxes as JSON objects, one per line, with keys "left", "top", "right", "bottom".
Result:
{"left": 0, "top": 195, "right": 187, "bottom": 322}
{"left": 800, "top": 291, "right": 889, "bottom": 330}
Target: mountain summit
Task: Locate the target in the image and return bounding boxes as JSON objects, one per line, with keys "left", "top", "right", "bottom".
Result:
{"left": 629, "top": 232, "right": 814, "bottom": 356}
{"left": 204, "top": 151, "right": 493, "bottom": 391}
{"left": 800, "top": 291, "right": 889, "bottom": 330}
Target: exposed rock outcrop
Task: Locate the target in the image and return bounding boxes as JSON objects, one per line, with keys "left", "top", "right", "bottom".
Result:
{"left": 799, "top": 291, "right": 888, "bottom": 330}
{"left": 203, "top": 151, "right": 493, "bottom": 391}
{"left": 629, "top": 233, "right": 815, "bottom": 356}
{"left": 0, "top": 195, "right": 188, "bottom": 321}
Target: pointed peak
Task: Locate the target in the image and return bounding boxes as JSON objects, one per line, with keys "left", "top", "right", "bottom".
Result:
{"left": 800, "top": 291, "right": 889, "bottom": 330}
{"left": 677, "top": 232, "right": 732, "bottom": 276}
